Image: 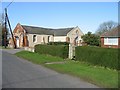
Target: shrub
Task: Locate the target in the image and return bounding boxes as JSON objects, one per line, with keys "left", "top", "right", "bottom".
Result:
{"left": 75, "top": 46, "right": 118, "bottom": 70}
{"left": 35, "top": 44, "right": 69, "bottom": 59}
{"left": 47, "top": 42, "right": 69, "bottom": 45}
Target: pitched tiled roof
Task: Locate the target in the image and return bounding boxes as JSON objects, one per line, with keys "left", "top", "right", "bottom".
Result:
{"left": 101, "top": 25, "right": 120, "bottom": 37}
{"left": 21, "top": 25, "right": 74, "bottom": 36}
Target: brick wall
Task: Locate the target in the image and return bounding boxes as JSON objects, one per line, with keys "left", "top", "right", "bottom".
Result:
{"left": 11, "top": 23, "right": 28, "bottom": 48}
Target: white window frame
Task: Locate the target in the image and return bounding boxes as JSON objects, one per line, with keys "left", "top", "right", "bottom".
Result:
{"left": 104, "top": 37, "right": 118, "bottom": 45}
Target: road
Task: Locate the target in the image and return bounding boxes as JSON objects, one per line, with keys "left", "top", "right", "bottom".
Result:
{"left": 2, "top": 49, "right": 99, "bottom": 88}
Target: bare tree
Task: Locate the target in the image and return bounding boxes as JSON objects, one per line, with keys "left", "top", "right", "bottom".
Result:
{"left": 95, "top": 21, "right": 118, "bottom": 36}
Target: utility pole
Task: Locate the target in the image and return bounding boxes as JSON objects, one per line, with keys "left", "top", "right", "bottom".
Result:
{"left": 4, "top": 13, "right": 7, "bottom": 48}
{"left": 4, "top": 8, "right": 16, "bottom": 48}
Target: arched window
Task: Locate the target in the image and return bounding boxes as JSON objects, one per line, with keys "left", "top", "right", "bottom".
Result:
{"left": 48, "top": 36, "right": 50, "bottom": 43}
{"left": 33, "top": 35, "right": 37, "bottom": 43}
{"left": 17, "top": 29, "right": 20, "bottom": 33}
{"left": 43, "top": 37, "right": 45, "bottom": 44}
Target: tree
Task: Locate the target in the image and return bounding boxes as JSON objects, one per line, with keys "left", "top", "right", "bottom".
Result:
{"left": 82, "top": 32, "right": 100, "bottom": 46}
{"left": 95, "top": 21, "right": 118, "bottom": 36}
{"left": 0, "top": 13, "right": 9, "bottom": 46}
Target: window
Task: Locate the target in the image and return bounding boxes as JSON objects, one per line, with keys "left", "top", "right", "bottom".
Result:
{"left": 33, "top": 35, "right": 37, "bottom": 43}
{"left": 48, "top": 36, "right": 50, "bottom": 43}
{"left": 104, "top": 37, "right": 118, "bottom": 45}
{"left": 17, "top": 29, "right": 20, "bottom": 33}
{"left": 76, "top": 30, "right": 79, "bottom": 34}
{"left": 43, "top": 37, "right": 45, "bottom": 44}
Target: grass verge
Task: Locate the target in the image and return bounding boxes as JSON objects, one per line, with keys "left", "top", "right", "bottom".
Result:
{"left": 15, "top": 51, "right": 64, "bottom": 64}
{"left": 0, "top": 46, "right": 11, "bottom": 49}
{"left": 15, "top": 51, "right": 118, "bottom": 88}
{"left": 45, "top": 61, "right": 118, "bottom": 88}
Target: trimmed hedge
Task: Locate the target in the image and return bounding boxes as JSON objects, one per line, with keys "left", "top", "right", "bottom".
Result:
{"left": 47, "top": 42, "right": 69, "bottom": 45}
{"left": 35, "top": 44, "right": 69, "bottom": 59}
{"left": 75, "top": 46, "right": 119, "bottom": 70}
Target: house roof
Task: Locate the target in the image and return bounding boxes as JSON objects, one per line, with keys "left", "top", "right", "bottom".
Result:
{"left": 21, "top": 25, "right": 74, "bottom": 36}
{"left": 101, "top": 25, "right": 120, "bottom": 37}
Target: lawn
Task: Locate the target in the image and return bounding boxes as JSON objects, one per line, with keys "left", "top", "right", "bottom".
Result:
{"left": 15, "top": 51, "right": 64, "bottom": 64}
{"left": 15, "top": 51, "right": 118, "bottom": 88}
{"left": 45, "top": 61, "right": 118, "bottom": 88}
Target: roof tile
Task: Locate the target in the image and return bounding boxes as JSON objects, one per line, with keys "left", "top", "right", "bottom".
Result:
{"left": 21, "top": 25, "right": 74, "bottom": 36}
{"left": 101, "top": 25, "right": 120, "bottom": 37}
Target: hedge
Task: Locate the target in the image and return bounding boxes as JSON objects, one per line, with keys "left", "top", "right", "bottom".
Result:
{"left": 47, "top": 42, "right": 69, "bottom": 45}
{"left": 75, "top": 46, "right": 119, "bottom": 70}
{"left": 35, "top": 44, "right": 69, "bottom": 59}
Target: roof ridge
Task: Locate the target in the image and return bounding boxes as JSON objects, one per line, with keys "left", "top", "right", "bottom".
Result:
{"left": 21, "top": 24, "right": 74, "bottom": 30}
{"left": 21, "top": 24, "right": 75, "bottom": 36}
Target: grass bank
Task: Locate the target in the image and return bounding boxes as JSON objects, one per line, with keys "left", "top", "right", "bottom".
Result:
{"left": 45, "top": 61, "right": 118, "bottom": 88}
{"left": 15, "top": 51, "right": 64, "bottom": 64}
{"left": 15, "top": 51, "right": 118, "bottom": 88}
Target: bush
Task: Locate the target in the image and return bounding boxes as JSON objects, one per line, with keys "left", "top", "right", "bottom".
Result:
{"left": 47, "top": 42, "right": 69, "bottom": 45}
{"left": 75, "top": 46, "right": 119, "bottom": 70}
{"left": 35, "top": 44, "right": 69, "bottom": 59}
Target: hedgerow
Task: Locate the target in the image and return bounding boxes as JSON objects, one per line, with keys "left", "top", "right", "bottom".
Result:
{"left": 35, "top": 44, "right": 69, "bottom": 59}
{"left": 75, "top": 46, "right": 118, "bottom": 70}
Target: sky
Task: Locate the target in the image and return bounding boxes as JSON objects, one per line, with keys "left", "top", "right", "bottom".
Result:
{"left": 2, "top": 2, "right": 118, "bottom": 34}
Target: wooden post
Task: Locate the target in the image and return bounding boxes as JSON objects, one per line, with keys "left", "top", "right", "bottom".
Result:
{"left": 5, "top": 8, "right": 16, "bottom": 49}
{"left": 69, "top": 44, "right": 72, "bottom": 59}
{"left": 4, "top": 15, "right": 7, "bottom": 48}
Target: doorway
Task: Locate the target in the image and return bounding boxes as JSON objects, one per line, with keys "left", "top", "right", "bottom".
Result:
{"left": 16, "top": 37, "right": 19, "bottom": 48}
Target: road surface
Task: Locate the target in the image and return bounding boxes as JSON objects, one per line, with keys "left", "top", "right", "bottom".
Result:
{"left": 2, "top": 49, "right": 99, "bottom": 88}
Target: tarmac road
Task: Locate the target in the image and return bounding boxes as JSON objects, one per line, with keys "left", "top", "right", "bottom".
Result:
{"left": 2, "top": 49, "right": 99, "bottom": 88}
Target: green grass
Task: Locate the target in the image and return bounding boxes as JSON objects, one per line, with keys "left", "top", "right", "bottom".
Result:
{"left": 15, "top": 51, "right": 64, "bottom": 64}
{"left": 45, "top": 61, "right": 118, "bottom": 88}
{"left": 15, "top": 51, "right": 118, "bottom": 88}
